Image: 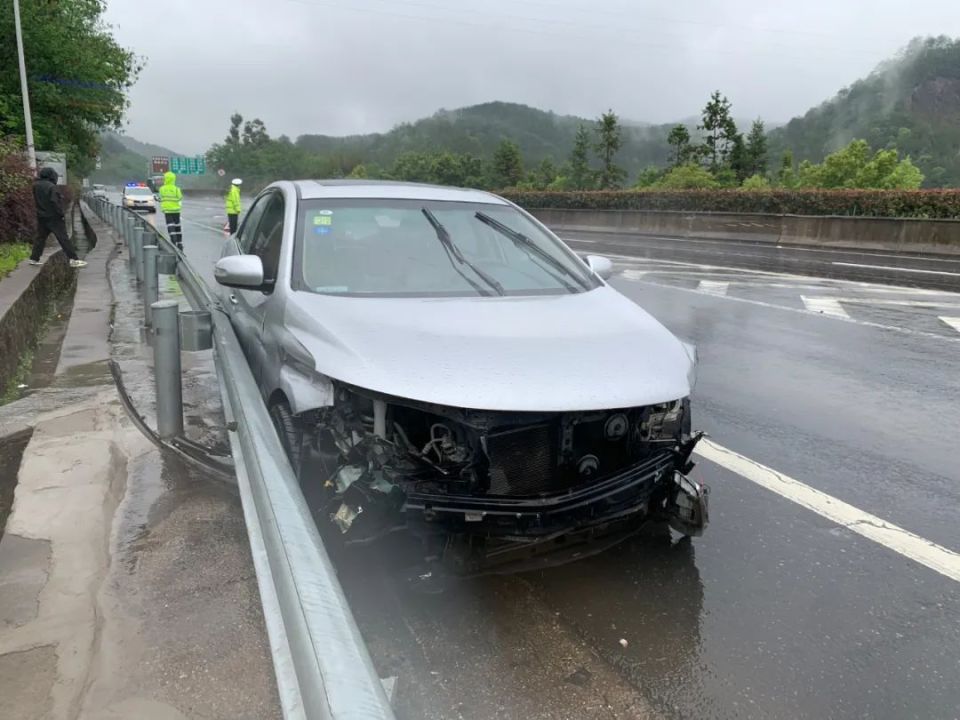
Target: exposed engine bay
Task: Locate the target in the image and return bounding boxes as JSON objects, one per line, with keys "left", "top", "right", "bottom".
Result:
{"left": 295, "top": 383, "right": 708, "bottom": 572}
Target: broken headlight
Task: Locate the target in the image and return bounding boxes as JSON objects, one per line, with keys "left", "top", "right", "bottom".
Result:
{"left": 638, "top": 399, "right": 688, "bottom": 442}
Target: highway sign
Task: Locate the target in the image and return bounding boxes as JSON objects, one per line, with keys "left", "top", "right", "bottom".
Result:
{"left": 170, "top": 155, "right": 207, "bottom": 175}
{"left": 151, "top": 155, "right": 170, "bottom": 174}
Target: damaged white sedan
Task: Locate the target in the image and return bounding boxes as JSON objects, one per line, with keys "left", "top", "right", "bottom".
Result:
{"left": 214, "top": 180, "right": 708, "bottom": 572}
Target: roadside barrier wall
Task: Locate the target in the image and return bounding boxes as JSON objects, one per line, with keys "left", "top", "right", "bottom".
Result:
{"left": 526, "top": 207, "right": 960, "bottom": 256}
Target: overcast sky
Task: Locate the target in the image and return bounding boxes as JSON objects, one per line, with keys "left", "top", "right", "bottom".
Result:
{"left": 104, "top": 0, "right": 960, "bottom": 154}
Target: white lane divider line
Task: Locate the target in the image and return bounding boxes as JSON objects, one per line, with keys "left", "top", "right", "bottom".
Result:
{"left": 832, "top": 261, "right": 960, "bottom": 278}
{"left": 620, "top": 269, "right": 647, "bottom": 281}
{"left": 695, "top": 439, "right": 960, "bottom": 584}
{"left": 940, "top": 316, "right": 960, "bottom": 334}
{"left": 698, "top": 280, "right": 729, "bottom": 297}
{"left": 801, "top": 296, "right": 850, "bottom": 319}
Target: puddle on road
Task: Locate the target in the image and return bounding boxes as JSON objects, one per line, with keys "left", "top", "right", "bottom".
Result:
{"left": 0, "top": 430, "right": 33, "bottom": 538}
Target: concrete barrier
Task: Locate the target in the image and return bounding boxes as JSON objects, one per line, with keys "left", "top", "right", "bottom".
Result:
{"left": 527, "top": 208, "right": 960, "bottom": 256}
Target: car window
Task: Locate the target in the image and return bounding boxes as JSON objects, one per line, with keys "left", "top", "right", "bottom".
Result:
{"left": 236, "top": 195, "right": 270, "bottom": 253}
{"left": 296, "top": 199, "right": 598, "bottom": 297}
{"left": 247, "top": 193, "right": 285, "bottom": 284}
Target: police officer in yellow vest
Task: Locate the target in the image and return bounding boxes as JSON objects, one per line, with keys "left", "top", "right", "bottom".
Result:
{"left": 226, "top": 178, "right": 242, "bottom": 234}
{"left": 158, "top": 171, "right": 184, "bottom": 250}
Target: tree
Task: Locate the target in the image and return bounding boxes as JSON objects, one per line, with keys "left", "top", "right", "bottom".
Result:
{"left": 667, "top": 125, "right": 692, "bottom": 167}
{"left": 492, "top": 139, "right": 524, "bottom": 188}
{"left": 242, "top": 118, "right": 270, "bottom": 148}
{"left": 389, "top": 152, "right": 436, "bottom": 183}
{"left": 796, "top": 139, "right": 924, "bottom": 189}
{"left": 633, "top": 166, "right": 663, "bottom": 188}
{"left": 654, "top": 164, "right": 719, "bottom": 189}
{"left": 778, "top": 150, "right": 796, "bottom": 187}
{"left": 569, "top": 124, "right": 593, "bottom": 190}
{"left": 347, "top": 164, "right": 368, "bottom": 179}
{"left": 728, "top": 133, "right": 749, "bottom": 183}
{"left": 535, "top": 157, "right": 559, "bottom": 190}
{"left": 745, "top": 120, "right": 768, "bottom": 177}
{"left": 741, "top": 174, "right": 771, "bottom": 190}
{"left": 0, "top": 0, "right": 142, "bottom": 176}
{"left": 594, "top": 110, "right": 627, "bottom": 189}
{"left": 698, "top": 91, "right": 737, "bottom": 171}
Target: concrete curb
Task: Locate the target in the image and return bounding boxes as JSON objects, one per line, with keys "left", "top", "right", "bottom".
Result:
{"left": 55, "top": 203, "right": 114, "bottom": 377}
{"left": 0, "top": 248, "right": 73, "bottom": 395}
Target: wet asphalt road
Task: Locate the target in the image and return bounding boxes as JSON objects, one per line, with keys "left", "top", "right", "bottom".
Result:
{"left": 141, "top": 196, "right": 960, "bottom": 719}
{"left": 562, "top": 230, "right": 960, "bottom": 292}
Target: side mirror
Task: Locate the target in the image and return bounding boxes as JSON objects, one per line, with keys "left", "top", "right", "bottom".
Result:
{"left": 214, "top": 255, "right": 264, "bottom": 289}
{"left": 586, "top": 254, "right": 614, "bottom": 281}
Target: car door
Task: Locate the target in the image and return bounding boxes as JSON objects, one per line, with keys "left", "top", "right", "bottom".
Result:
{"left": 221, "top": 193, "right": 271, "bottom": 369}
{"left": 231, "top": 190, "right": 286, "bottom": 382}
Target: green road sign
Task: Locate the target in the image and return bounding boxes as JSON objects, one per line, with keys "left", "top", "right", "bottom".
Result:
{"left": 170, "top": 155, "right": 207, "bottom": 175}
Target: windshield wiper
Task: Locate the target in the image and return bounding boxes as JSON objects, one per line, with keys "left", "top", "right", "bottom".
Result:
{"left": 422, "top": 208, "right": 505, "bottom": 296}
{"left": 474, "top": 212, "right": 587, "bottom": 292}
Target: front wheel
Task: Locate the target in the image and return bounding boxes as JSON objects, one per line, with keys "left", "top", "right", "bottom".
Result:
{"left": 268, "top": 399, "right": 302, "bottom": 474}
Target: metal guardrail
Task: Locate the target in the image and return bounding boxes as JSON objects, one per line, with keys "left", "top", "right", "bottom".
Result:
{"left": 84, "top": 196, "right": 396, "bottom": 720}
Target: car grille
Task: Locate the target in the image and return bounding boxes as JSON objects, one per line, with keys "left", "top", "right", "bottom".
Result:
{"left": 486, "top": 424, "right": 555, "bottom": 496}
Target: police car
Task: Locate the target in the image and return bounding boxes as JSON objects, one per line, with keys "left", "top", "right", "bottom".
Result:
{"left": 122, "top": 182, "right": 157, "bottom": 213}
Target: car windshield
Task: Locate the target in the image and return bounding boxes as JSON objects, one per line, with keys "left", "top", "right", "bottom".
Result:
{"left": 126, "top": 187, "right": 152, "bottom": 197}
{"left": 295, "top": 199, "right": 600, "bottom": 297}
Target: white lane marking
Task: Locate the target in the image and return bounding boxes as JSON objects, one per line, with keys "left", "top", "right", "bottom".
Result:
{"left": 696, "top": 439, "right": 960, "bottom": 583}
{"left": 563, "top": 233, "right": 960, "bottom": 266}
{"left": 619, "top": 278, "right": 960, "bottom": 343}
{"left": 832, "top": 261, "right": 960, "bottom": 277}
{"left": 621, "top": 270, "right": 647, "bottom": 280}
{"left": 611, "top": 254, "right": 912, "bottom": 287}
{"left": 824, "top": 297, "right": 960, "bottom": 309}
{"left": 940, "top": 316, "right": 960, "bottom": 334}
{"left": 698, "top": 280, "right": 729, "bottom": 297}
{"left": 801, "top": 296, "right": 850, "bottom": 319}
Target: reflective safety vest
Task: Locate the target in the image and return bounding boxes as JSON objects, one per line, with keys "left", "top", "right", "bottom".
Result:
{"left": 158, "top": 171, "right": 183, "bottom": 213}
{"left": 226, "top": 185, "right": 242, "bottom": 215}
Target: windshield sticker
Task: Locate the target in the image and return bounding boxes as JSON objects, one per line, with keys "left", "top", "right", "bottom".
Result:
{"left": 318, "top": 209, "right": 333, "bottom": 215}
{"left": 315, "top": 285, "right": 348, "bottom": 293}
{"left": 312, "top": 214, "right": 333, "bottom": 226}
{"left": 313, "top": 226, "right": 331, "bottom": 235}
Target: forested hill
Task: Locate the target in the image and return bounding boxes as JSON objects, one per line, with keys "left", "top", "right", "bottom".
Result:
{"left": 768, "top": 36, "right": 960, "bottom": 187}
{"left": 295, "top": 101, "right": 678, "bottom": 172}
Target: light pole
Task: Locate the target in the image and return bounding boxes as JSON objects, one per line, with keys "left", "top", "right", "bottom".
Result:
{"left": 13, "top": 0, "right": 37, "bottom": 172}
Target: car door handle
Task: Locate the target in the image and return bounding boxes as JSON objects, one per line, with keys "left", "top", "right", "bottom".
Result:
{"left": 229, "top": 294, "right": 239, "bottom": 305}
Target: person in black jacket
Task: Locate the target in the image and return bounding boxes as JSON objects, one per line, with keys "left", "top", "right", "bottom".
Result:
{"left": 30, "top": 167, "right": 86, "bottom": 268}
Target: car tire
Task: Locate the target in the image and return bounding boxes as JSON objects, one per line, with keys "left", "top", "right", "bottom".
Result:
{"left": 269, "top": 398, "right": 302, "bottom": 474}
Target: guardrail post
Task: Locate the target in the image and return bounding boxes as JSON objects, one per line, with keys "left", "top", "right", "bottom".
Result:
{"left": 133, "top": 229, "right": 144, "bottom": 282}
{"left": 138, "top": 227, "right": 152, "bottom": 283}
{"left": 127, "top": 219, "right": 139, "bottom": 274}
{"left": 143, "top": 245, "right": 159, "bottom": 327}
{"left": 151, "top": 300, "right": 184, "bottom": 439}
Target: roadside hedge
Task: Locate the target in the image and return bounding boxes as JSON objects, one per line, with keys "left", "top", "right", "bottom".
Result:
{"left": 501, "top": 190, "right": 960, "bottom": 219}
{"left": 0, "top": 137, "right": 35, "bottom": 244}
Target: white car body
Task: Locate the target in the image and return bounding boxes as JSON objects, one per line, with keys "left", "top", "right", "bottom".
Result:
{"left": 214, "top": 180, "right": 708, "bottom": 571}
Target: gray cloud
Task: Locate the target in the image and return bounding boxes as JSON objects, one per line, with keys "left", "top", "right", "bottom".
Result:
{"left": 105, "top": 0, "right": 960, "bottom": 154}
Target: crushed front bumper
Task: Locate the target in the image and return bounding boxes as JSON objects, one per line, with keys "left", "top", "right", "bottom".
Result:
{"left": 403, "top": 434, "right": 708, "bottom": 542}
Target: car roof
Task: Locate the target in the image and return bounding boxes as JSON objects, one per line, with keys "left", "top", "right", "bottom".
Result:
{"left": 291, "top": 179, "right": 509, "bottom": 205}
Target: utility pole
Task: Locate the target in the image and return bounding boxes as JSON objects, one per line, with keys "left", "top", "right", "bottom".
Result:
{"left": 13, "top": 0, "right": 37, "bottom": 172}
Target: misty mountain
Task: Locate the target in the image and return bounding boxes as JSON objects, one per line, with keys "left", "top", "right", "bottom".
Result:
{"left": 92, "top": 132, "right": 218, "bottom": 187}
{"left": 295, "top": 101, "right": 680, "bottom": 174}
{"left": 105, "top": 131, "right": 180, "bottom": 160}
{"left": 768, "top": 36, "right": 960, "bottom": 187}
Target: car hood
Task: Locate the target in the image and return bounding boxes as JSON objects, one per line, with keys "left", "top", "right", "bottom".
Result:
{"left": 284, "top": 287, "right": 693, "bottom": 412}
